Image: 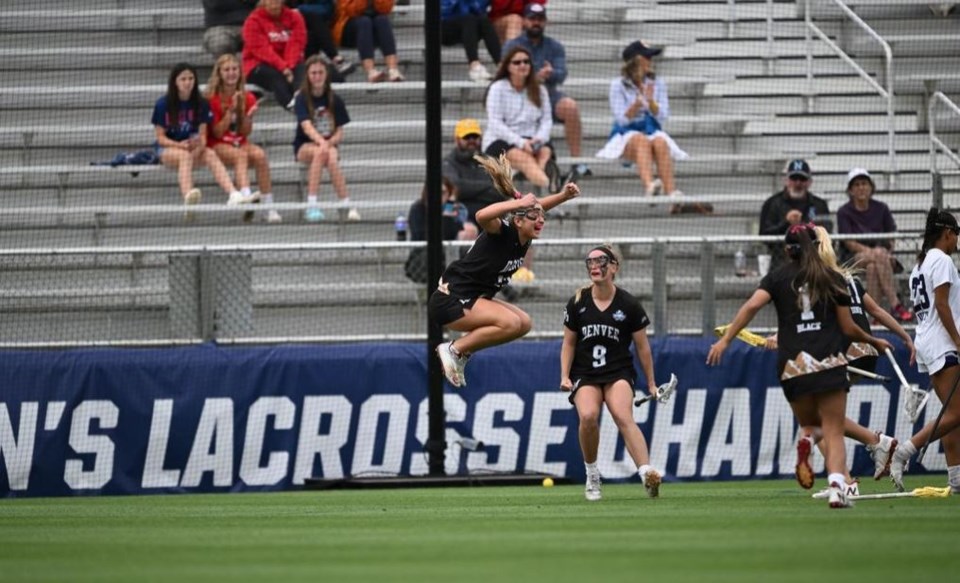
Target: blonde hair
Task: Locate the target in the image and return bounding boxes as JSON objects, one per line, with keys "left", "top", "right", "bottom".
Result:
{"left": 814, "top": 226, "right": 858, "bottom": 279}
{"left": 473, "top": 153, "right": 518, "bottom": 200}
{"left": 205, "top": 54, "right": 249, "bottom": 128}
{"left": 574, "top": 243, "right": 621, "bottom": 302}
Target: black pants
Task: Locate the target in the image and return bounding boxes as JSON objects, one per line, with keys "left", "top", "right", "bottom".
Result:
{"left": 301, "top": 11, "right": 339, "bottom": 61}
{"left": 341, "top": 14, "right": 397, "bottom": 60}
{"left": 441, "top": 14, "right": 501, "bottom": 63}
{"left": 248, "top": 63, "right": 305, "bottom": 109}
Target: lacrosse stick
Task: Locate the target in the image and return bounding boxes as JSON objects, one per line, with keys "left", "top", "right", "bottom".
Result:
{"left": 885, "top": 348, "right": 931, "bottom": 424}
{"left": 635, "top": 373, "right": 678, "bottom": 406}
{"left": 847, "top": 366, "right": 890, "bottom": 382}
{"left": 848, "top": 486, "right": 952, "bottom": 501}
{"left": 918, "top": 372, "right": 960, "bottom": 463}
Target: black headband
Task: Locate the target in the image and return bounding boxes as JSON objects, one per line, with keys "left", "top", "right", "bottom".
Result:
{"left": 588, "top": 246, "right": 617, "bottom": 262}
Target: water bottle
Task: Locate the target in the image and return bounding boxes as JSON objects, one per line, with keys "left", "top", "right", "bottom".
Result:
{"left": 734, "top": 247, "right": 747, "bottom": 277}
{"left": 456, "top": 437, "right": 484, "bottom": 451}
{"left": 394, "top": 214, "right": 407, "bottom": 241}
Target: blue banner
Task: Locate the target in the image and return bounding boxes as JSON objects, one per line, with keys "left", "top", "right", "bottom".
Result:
{"left": 0, "top": 338, "right": 942, "bottom": 497}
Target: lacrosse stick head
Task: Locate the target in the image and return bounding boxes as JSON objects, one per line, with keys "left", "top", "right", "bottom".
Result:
{"left": 657, "top": 374, "right": 678, "bottom": 403}
{"left": 904, "top": 385, "right": 930, "bottom": 424}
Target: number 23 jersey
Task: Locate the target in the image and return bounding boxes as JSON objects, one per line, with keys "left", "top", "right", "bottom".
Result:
{"left": 910, "top": 247, "right": 960, "bottom": 364}
{"left": 563, "top": 287, "right": 650, "bottom": 378}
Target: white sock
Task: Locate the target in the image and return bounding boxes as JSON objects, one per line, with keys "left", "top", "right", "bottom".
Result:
{"left": 307, "top": 194, "right": 318, "bottom": 204}
{"left": 338, "top": 196, "right": 350, "bottom": 206}
{"left": 827, "top": 472, "right": 846, "bottom": 488}
{"left": 584, "top": 461, "right": 598, "bottom": 476}
{"left": 240, "top": 186, "right": 251, "bottom": 197}
{"left": 261, "top": 192, "right": 274, "bottom": 204}
{"left": 230, "top": 190, "right": 242, "bottom": 198}
{"left": 638, "top": 464, "right": 653, "bottom": 481}
{"left": 948, "top": 465, "right": 960, "bottom": 493}
{"left": 898, "top": 440, "right": 917, "bottom": 460}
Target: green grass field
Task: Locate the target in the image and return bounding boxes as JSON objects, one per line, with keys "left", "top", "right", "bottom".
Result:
{"left": 1, "top": 477, "right": 956, "bottom": 583}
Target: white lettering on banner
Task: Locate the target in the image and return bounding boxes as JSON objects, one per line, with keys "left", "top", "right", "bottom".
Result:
{"left": 44, "top": 401, "right": 66, "bottom": 431}
{"left": 755, "top": 388, "right": 795, "bottom": 476}
{"left": 64, "top": 400, "right": 118, "bottom": 490}
{"left": 701, "top": 389, "right": 752, "bottom": 477}
{"left": 0, "top": 402, "right": 38, "bottom": 491}
{"left": 469, "top": 393, "right": 523, "bottom": 472}
{"left": 525, "top": 393, "right": 570, "bottom": 477}
{"left": 181, "top": 398, "right": 234, "bottom": 488}
{"left": 291, "top": 396, "right": 352, "bottom": 483}
{"left": 352, "top": 395, "right": 410, "bottom": 475}
{"left": 597, "top": 398, "right": 654, "bottom": 478}
{"left": 410, "top": 395, "right": 467, "bottom": 476}
{"left": 650, "top": 389, "right": 706, "bottom": 477}
{"left": 142, "top": 399, "right": 180, "bottom": 488}
{"left": 240, "top": 397, "right": 296, "bottom": 486}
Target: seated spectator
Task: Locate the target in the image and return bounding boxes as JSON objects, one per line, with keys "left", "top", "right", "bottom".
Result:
{"left": 333, "top": 0, "right": 404, "bottom": 82}
{"left": 202, "top": 0, "right": 257, "bottom": 58}
{"left": 442, "top": 118, "right": 505, "bottom": 225}
{"left": 759, "top": 159, "right": 831, "bottom": 271}
{"left": 404, "top": 178, "right": 480, "bottom": 283}
{"left": 837, "top": 168, "right": 912, "bottom": 322}
{"left": 441, "top": 0, "right": 501, "bottom": 83}
{"left": 242, "top": 0, "right": 307, "bottom": 109}
{"left": 292, "top": 0, "right": 356, "bottom": 79}
{"left": 205, "top": 54, "right": 281, "bottom": 223}
{"left": 152, "top": 63, "right": 249, "bottom": 206}
{"left": 483, "top": 46, "right": 554, "bottom": 192}
{"left": 489, "top": 0, "right": 545, "bottom": 45}
{"left": 597, "top": 42, "right": 687, "bottom": 200}
{"left": 293, "top": 56, "right": 359, "bottom": 222}
{"left": 503, "top": 3, "right": 588, "bottom": 181}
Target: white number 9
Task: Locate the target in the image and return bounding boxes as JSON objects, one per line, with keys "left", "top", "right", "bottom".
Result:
{"left": 592, "top": 345, "right": 607, "bottom": 368}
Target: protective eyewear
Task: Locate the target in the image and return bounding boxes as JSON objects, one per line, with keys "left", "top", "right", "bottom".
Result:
{"left": 585, "top": 256, "right": 614, "bottom": 268}
{"left": 517, "top": 208, "right": 545, "bottom": 221}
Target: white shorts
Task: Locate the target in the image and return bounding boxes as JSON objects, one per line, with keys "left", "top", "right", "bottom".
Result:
{"left": 917, "top": 350, "right": 960, "bottom": 375}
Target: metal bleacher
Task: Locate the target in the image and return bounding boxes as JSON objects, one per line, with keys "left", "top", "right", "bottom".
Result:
{"left": 0, "top": 0, "right": 958, "bottom": 343}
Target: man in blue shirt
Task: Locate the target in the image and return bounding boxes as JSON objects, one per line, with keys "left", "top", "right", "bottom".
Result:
{"left": 503, "top": 3, "right": 590, "bottom": 183}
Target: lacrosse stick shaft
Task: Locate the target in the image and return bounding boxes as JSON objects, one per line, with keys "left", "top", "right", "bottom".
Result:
{"left": 885, "top": 348, "right": 911, "bottom": 389}
{"left": 918, "top": 373, "right": 960, "bottom": 462}
{"left": 849, "top": 492, "right": 916, "bottom": 500}
{"left": 847, "top": 366, "right": 889, "bottom": 382}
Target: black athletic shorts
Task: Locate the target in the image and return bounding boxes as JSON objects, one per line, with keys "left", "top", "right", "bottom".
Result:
{"left": 781, "top": 366, "right": 850, "bottom": 402}
{"left": 428, "top": 290, "right": 480, "bottom": 327}
{"left": 569, "top": 370, "right": 636, "bottom": 405}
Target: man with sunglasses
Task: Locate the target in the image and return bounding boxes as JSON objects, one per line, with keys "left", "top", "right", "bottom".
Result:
{"left": 442, "top": 119, "right": 506, "bottom": 227}
{"left": 759, "top": 159, "right": 831, "bottom": 272}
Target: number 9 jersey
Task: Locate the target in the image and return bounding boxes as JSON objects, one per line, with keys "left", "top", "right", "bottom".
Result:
{"left": 910, "top": 247, "right": 960, "bottom": 372}
{"left": 563, "top": 287, "right": 650, "bottom": 382}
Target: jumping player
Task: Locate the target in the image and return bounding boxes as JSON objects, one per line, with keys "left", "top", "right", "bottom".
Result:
{"left": 432, "top": 154, "right": 580, "bottom": 388}
{"left": 889, "top": 208, "right": 960, "bottom": 493}
{"left": 560, "top": 245, "right": 665, "bottom": 501}
{"left": 707, "top": 223, "right": 892, "bottom": 508}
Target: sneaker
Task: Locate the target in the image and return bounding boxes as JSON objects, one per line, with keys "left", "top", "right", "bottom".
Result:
{"left": 643, "top": 468, "right": 662, "bottom": 498}
{"left": 511, "top": 267, "right": 536, "bottom": 283}
{"left": 889, "top": 448, "right": 909, "bottom": 492}
{"left": 264, "top": 210, "right": 282, "bottom": 224}
{"left": 828, "top": 481, "right": 854, "bottom": 508}
{"left": 585, "top": 472, "right": 602, "bottom": 501}
{"left": 366, "top": 68, "right": 386, "bottom": 83}
{"left": 469, "top": 64, "right": 492, "bottom": 83}
{"left": 436, "top": 342, "right": 462, "bottom": 388}
{"left": 334, "top": 58, "right": 356, "bottom": 77}
{"left": 644, "top": 178, "right": 663, "bottom": 197}
{"left": 346, "top": 208, "right": 361, "bottom": 222}
{"left": 227, "top": 191, "right": 249, "bottom": 206}
{"left": 866, "top": 432, "right": 898, "bottom": 480}
{"left": 387, "top": 68, "right": 405, "bottom": 82}
{"left": 545, "top": 159, "right": 562, "bottom": 193}
{"left": 667, "top": 189, "right": 685, "bottom": 197}
{"left": 892, "top": 304, "right": 913, "bottom": 322}
{"left": 304, "top": 206, "right": 325, "bottom": 222}
{"left": 795, "top": 435, "right": 815, "bottom": 490}
{"left": 183, "top": 188, "right": 202, "bottom": 205}
{"left": 816, "top": 480, "right": 860, "bottom": 499}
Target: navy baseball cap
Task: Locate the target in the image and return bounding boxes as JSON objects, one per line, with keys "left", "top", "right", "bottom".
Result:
{"left": 523, "top": 3, "right": 546, "bottom": 18}
{"left": 622, "top": 41, "right": 663, "bottom": 61}
{"left": 786, "top": 159, "right": 812, "bottom": 180}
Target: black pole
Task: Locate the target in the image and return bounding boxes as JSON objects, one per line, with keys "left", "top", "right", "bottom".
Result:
{"left": 424, "top": 0, "right": 446, "bottom": 476}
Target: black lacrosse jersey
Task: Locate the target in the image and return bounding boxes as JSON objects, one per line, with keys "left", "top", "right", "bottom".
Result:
{"left": 759, "top": 262, "right": 852, "bottom": 377}
{"left": 439, "top": 219, "right": 530, "bottom": 299}
{"left": 563, "top": 287, "right": 650, "bottom": 378}
{"left": 847, "top": 276, "right": 870, "bottom": 333}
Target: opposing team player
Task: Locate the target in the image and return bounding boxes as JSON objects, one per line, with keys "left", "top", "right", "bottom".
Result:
{"left": 559, "top": 244, "right": 666, "bottom": 501}
{"left": 431, "top": 154, "right": 579, "bottom": 388}
{"left": 708, "top": 223, "right": 892, "bottom": 508}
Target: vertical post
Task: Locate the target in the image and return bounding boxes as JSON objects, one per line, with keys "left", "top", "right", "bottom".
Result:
{"left": 932, "top": 171, "right": 943, "bottom": 210}
{"left": 700, "top": 241, "right": 716, "bottom": 336}
{"left": 199, "top": 251, "right": 215, "bottom": 342}
{"left": 652, "top": 242, "right": 668, "bottom": 336}
{"left": 803, "top": 0, "right": 814, "bottom": 114}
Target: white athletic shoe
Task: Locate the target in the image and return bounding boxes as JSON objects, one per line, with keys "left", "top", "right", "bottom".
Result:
{"left": 889, "top": 448, "right": 910, "bottom": 492}
{"left": 643, "top": 468, "right": 662, "bottom": 498}
{"left": 867, "top": 433, "right": 898, "bottom": 480}
{"left": 585, "top": 473, "right": 602, "bottom": 501}
{"left": 264, "top": 210, "right": 282, "bottom": 224}
{"left": 436, "top": 342, "right": 462, "bottom": 387}
{"left": 828, "top": 481, "right": 854, "bottom": 508}
{"left": 813, "top": 480, "right": 859, "bottom": 500}
{"left": 183, "top": 188, "right": 202, "bottom": 205}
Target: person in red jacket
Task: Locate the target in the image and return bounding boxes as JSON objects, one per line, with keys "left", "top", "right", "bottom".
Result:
{"left": 242, "top": 0, "right": 307, "bottom": 109}
{"left": 489, "top": 0, "right": 545, "bottom": 44}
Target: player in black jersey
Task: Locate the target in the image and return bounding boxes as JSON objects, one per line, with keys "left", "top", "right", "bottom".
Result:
{"left": 431, "top": 154, "right": 580, "bottom": 388}
{"left": 708, "top": 223, "right": 892, "bottom": 508}
{"left": 559, "top": 245, "right": 665, "bottom": 500}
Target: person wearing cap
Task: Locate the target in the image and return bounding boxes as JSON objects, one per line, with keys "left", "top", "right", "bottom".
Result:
{"left": 442, "top": 119, "right": 505, "bottom": 225}
{"left": 759, "top": 159, "right": 830, "bottom": 271}
{"left": 837, "top": 168, "right": 911, "bottom": 322}
{"left": 489, "top": 0, "right": 546, "bottom": 45}
{"left": 502, "top": 3, "right": 589, "bottom": 182}
{"left": 441, "top": 0, "right": 501, "bottom": 83}
{"left": 708, "top": 223, "right": 893, "bottom": 508}
{"left": 597, "top": 42, "right": 688, "bottom": 200}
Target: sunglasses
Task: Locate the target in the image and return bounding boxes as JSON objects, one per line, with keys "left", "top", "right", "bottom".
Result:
{"left": 510, "top": 59, "right": 531, "bottom": 66}
{"left": 585, "top": 256, "right": 614, "bottom": 268}
{"left": 461, "top": 133, "right": 481, "bottom": 141}
{"left": 788, "top": 175, "right": 810, "bottom": 182}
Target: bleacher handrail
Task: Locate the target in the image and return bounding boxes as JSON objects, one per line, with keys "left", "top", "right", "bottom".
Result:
{"left": 928, "top": 91, "right": 960, "bottom": 173}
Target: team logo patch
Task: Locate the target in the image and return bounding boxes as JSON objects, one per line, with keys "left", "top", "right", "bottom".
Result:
{"left": 612, "top": 310, "right": 626, "bottom": 321}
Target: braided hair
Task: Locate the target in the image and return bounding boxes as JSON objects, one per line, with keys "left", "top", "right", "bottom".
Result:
{"left": 918, "top": 207, "right": 959, "bottom": 265}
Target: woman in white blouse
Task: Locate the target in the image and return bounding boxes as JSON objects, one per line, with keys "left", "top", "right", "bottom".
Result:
{"left": 483, "top": 46, "right": 553, "bottom": 191}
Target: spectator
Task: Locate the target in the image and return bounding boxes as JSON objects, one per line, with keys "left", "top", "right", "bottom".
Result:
{"left": 503, "top": 3, "right": 588, "bottom": 181}
{"left": 332, "top": 0, "right": 404, "bottom": 83}
{"left": 441, "top": 0, "right": 501, "bottom": 83}
{"left": 483, "top": 46, "right": 555, "bottom": 192}
{"left": 292, "top": 0, "right": 357, "bottom": 79}
{"left": 202, "top": 0, "right": 257, "bottom": 58}
{"left": 442, "top": 118, "right": 504, "bottom": 225}
{"left": 152, "top": 63, "right": 249, "bottom": 206}
{"left": 597, "top": 42, "right": 687, "bottom": 201}
{"left": 205, "top": 54, "right": 281, "bottom": 223}
{"left": 404, "top": 177, "right": 480, "bottom": 284}
{"left": 837, "top": 168, "right": 911, "bottom": 321}
{"left": 489, "top": 0, "right": 545, "bottom": 45}
{"left": 759, "top": 159, "right": 830, "bottom": 271}
{"left": 242, "top": 0, "right": 307, "bottom": 109}
{"left": 293, "top": 56, "right": 359, "bottom": 222}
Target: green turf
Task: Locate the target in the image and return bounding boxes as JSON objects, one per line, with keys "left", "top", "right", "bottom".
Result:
{"left": 1, "top": 477, "right": 956, "bottom": 583}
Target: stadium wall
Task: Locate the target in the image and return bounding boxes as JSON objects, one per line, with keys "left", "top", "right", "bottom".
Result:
{"left": 0, "top": 338, "right": 940, "bottom": 497}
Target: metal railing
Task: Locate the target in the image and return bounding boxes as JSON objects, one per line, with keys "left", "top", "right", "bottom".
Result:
{"left": 804, "top": 0, "right": 897, "bottom": 185}
{"left": 929, "top": 90, "right": 960, "bottom": 173}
